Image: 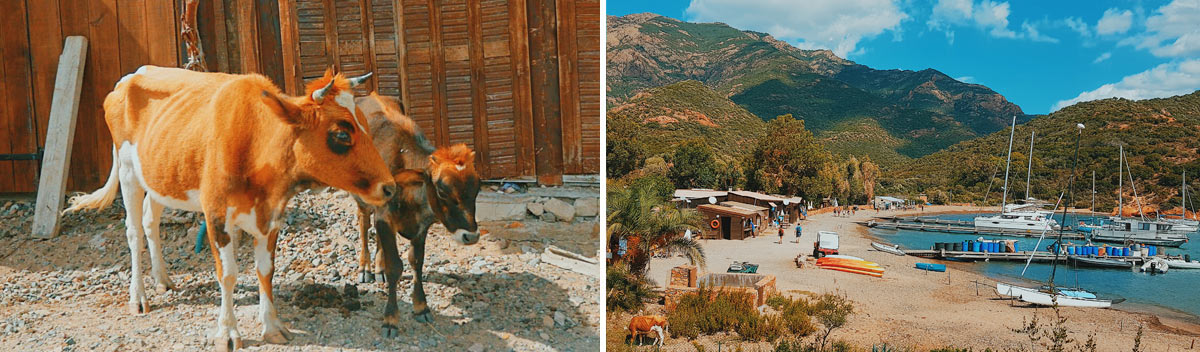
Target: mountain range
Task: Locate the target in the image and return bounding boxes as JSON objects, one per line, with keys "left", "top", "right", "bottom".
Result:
{"left": 607, "top": 13, "right": 1027, "bottom": 162}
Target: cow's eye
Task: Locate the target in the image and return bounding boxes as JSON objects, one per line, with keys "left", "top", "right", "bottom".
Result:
{"left": 334, "top": 131, "right": 351, "bottom": 144}
{"left": 326, "top": 129, "right": 353, "bottom": 154}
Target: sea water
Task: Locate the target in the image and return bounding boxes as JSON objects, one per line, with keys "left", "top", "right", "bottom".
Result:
{"left": 867, "top": 212, "right": 1200, "bottom": 322}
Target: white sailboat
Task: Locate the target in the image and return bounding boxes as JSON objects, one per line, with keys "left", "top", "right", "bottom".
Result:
{"left": 995, "top": 123, "right": 1121, "bottom": 308}
{"left": 1091, "top": 146, "right": 1190, "bottom": 246}
{"left": 975, "top": 118, "right": 1059, "bottom": 232}
{"left": 1162, "top": 171, "right": 1199, "bottom": 233}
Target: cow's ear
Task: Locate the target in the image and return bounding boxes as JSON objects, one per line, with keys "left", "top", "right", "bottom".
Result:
{"left": 261, "top": 90, "right": 306, "bottom": 126}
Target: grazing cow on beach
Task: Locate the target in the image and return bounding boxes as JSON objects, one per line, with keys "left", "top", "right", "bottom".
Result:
{"left": 351, "top": 93, "right": 481, "bottom": 336}
{"left": 65, "top": 66, "right": 396, "bottom": 351}
{"left": 627, "top": 315, "right": 669, "bottom": 347}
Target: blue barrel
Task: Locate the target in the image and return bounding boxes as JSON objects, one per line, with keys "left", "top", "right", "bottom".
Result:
{"left": 1150, "top": 246, "right": 1157, "bottom": 256}
{"left": 972, "top": 241, "right": 980, "bottom": 252}
{"left": 1068, "top": 246, "right": 1075, "bottom": 255}
{"left": 1013, "top": 242, "right": 1020, "bottom": 253}
{"left": 962, "top": 241, "right": 968, "bottom": 252}
{"left": 1111, "top": 247, "right": 1120, "bottom": 257}
{"left": 1124, "top": 247, "right": 1130, "bottom": 256}
{"left": 990, "top": 242, "right": 997, "bottom": 253}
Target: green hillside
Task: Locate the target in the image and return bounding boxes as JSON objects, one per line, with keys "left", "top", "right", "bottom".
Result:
{"left": 607, "top": 13, "right": 1026, "bottom": 159}
{"left": 607, "top": 80, "right": 767, "bottom": 159}
{"left": 886, "top": 91, "right": 1200, "bottom": 209}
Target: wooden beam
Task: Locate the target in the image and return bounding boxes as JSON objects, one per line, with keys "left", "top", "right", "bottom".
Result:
{"left": 526, "top": 0, "right": 563, "bottom": 185}
{"left": 32, "top": 36, "right": 87, "bottom": 238}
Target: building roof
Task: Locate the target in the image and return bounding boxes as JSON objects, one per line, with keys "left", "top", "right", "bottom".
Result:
{"left": 728, "top": 190, "right": 786, "bottom": 202}
{"left": 876, "top": 196, "right": 906, "bottom": 203}
{"left": 720, "top": 201, "right": 769, "bottom": 213}
{"left": 697, "top": 204, "right": 759, "bottom": 217}
{"left": 674, "top": 189, "right": 729, "bottom": 200}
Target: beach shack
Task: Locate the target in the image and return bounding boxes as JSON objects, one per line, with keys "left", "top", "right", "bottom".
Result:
{"left": 697, "top": 204, "right": 761, "bottom": 240}
{"left": 778, "top": 196, "right": 804, "bottom": 223}
{"left": 672, "top": 189, "right": 729, "bottom": 209}
{"left": 720, "top": 201, "right": 769, "bottom": 219}
{"left": 728, "top": 191, "right": 787, "bottom": 222}
{"left": 874, "top": 196, "right": 906, "bottom": 210}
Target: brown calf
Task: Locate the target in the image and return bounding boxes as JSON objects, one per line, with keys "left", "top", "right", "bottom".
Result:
{"left": 627, "top": 315, "right": 670, "bottom": 347}
{"left": 352, "top": 93, "right": 482, "bottom": 336}
{"left": 65, "top": 67, "right": 395, "bottom": 351}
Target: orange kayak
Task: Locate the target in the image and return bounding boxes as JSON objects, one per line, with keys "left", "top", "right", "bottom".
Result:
{"left": 817, "top": 258, "right": 881, "bottom": 268}
{"left": 819, "top": 265, "right": 884, "bottom": 277}
{"left": 817, "top": 261, "right": 885, "bottom": 274}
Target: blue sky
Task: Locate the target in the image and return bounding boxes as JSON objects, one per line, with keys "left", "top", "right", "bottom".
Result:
{"left": 608, "top": 0, "right": 1200, "bottom": 115}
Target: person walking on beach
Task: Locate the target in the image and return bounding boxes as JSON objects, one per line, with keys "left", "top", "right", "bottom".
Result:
{"left": 794, "top": 223, "right": 802, "bottom": 242}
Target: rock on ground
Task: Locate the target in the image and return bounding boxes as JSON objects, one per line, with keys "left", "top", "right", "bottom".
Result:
{"left": 0, "top": 190, "right": 601, "bottom": 351}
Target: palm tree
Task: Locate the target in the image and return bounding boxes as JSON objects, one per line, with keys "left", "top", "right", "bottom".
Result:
{"left": 607, "top": 177, "right": 706, "bottom": 277}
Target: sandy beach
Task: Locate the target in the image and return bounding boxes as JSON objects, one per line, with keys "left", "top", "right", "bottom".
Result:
{"left": 635, "top": 205, "right": 1200, "bottom": 351}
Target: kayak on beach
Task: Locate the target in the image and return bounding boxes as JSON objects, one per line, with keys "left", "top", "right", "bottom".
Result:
{"left": 915, "top": 262, "right": 946, "bottom": 272}
{"left": 817, "top": 257, "right": 885, "bottom": 277}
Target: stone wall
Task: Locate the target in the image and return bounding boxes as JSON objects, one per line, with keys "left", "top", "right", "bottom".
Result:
{"left": 476, "top": 186, "right": 600, "bottom": 224}
{"left": 663, "top": 265, "right": 777, "bottom": 310}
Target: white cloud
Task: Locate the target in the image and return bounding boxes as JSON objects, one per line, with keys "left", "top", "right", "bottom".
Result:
{"left": 1093, "top": 52, "right": 1112, "bottom": 63}
{"left": 1021, "top": 21, "right": 1058, "bottom": 43}
{"left": 927, "top": 0, "right": 1053, "bottom": 42}
{"left": 1134, "top": 0, "right": 1200, "bottom": 57}
{"left": 1096, "top": 8, "right": 1133, "bottom": 35}
{"left": 1052, "top": 59, "right": 1200, "bottom": 111}
{"left": 1063, "top": 17, "right": 1089, "bottom": 37}
{"left": 685, "top": 0, "right": 908, "bottom": 58}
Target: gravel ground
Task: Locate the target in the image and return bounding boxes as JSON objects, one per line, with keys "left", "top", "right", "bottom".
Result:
{"left": 0, "top": 189, "right": 602, "bottom": 351}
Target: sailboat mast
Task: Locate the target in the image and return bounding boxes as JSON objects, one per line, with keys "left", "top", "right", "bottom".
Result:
{"left": 1001, "top": 116, "right": 1017, "bottom": 210}
{"left": 1026, "top": 130, "right": 1035, "bottom": 200}
{"left": 1092, "top": 171, "right": 1096, "bottom": 218}
{"left": 1050, "top": 123, "right": 1085, "bottom": 291}
{"left": 1119, "top": 145, "right": 1124, "bottom": 218}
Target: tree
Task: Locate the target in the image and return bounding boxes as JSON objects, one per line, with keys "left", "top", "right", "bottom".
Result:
{"left": 861, "top": 155, "right": 879, "bottom": 201}
{"left": 745, "top": 115, "right": 835, "bottom": 200}
{"left": 607, "top": 175, "right": 706, "bottom": 277}
{"left": 668, "top": 139, "right": 719, "bottom": 189}
{"left": 606, "top": 115, "right": 647, "bottom": 178}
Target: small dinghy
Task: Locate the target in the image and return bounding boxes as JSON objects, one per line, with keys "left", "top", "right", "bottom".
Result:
{"left": 871, "top": 242, "right": 907, "bottom": 256}
{"left": 1069, "top": 256, "right": 1133, "bottom": 269}
{"left": 1139, "top": 258, "right": 1169, "bottom": 274}
{"left": 1164, "top": 259, "right": 1200, "bottom": 269}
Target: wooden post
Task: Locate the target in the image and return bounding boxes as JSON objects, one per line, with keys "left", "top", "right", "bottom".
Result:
{"left": 32, "top": 36, "right": 88, "bottom": 238}
{"left": 181, "top": 0, "right": 208, "bottom": 72}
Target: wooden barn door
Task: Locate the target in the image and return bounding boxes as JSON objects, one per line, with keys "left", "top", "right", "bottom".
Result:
{"left": 280, "top": 0, "right": 600, "bottom": 183}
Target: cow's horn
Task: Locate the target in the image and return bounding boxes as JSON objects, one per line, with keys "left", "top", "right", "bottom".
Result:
{"left": 349, "top": 72, "right": 373, "bottom": 87}
{"left": 311, "top": 78, "right": 335, "bottom": 102}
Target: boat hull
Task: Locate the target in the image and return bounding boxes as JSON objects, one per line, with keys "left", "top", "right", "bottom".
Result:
{"left": 871, "top": 242, "right": 907, "bottom": 256}
{"left": 996, "top": 283, "right": 1114, "bottom": 308}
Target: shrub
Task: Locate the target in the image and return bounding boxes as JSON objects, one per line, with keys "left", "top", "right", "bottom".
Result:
{"left": 606, "top": 264, "right": 655, "bottom": 313}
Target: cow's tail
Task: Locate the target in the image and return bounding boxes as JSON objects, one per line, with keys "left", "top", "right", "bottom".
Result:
{"left": 63, "top": 146, "right": 120, "bottom": 213}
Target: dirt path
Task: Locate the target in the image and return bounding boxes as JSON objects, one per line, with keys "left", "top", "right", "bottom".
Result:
{"left": 0, "top": 190, "right": 601, "bottom": 351}
{"left": 641, "top": 205, "right": 1200, "bottom": 351}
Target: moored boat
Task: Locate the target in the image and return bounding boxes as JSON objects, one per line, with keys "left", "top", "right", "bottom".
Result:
{"left": 871, "top": 242, "right": 906, "bottom": 256}
{"left": 1069, "top": 255, "right": 1134, "bottom": 269}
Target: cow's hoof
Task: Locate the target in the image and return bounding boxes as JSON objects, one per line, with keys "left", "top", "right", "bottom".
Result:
{"left": 413, "top": 309, "right": 433, "bottom": 323}
{"left": 213, "top": 336, "right": 244, "bottom": 352}
{"left": 154, "top": 280, "right": 177, "bottom": 294}
{"left": 128, "top": 300, "right": 149, "bottom": 315}
{"left": 262, "top": 328, "right": 292, "bottom": 344}
{"left": 382, "top": 324, "right": 399, "bottom": 338}
{"left": 377, "top": 271, "right": 387, "bottom": 284}
{"left": 359, "top": 271, "right": 375, "bottom": 283}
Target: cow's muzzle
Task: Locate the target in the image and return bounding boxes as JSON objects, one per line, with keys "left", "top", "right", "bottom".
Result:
{"left": 453, "top": 229, "right": 480, "bottom": 245}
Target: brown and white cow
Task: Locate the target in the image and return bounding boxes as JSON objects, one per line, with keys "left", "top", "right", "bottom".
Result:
{"left": 627, "top": 315, "right": 670, "bottom": 347}
{"left": 65, "top": 66, "right": 395, "bottom": 351}
{"left": 351, "top": 93, "right": 481, "bottom": 335}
